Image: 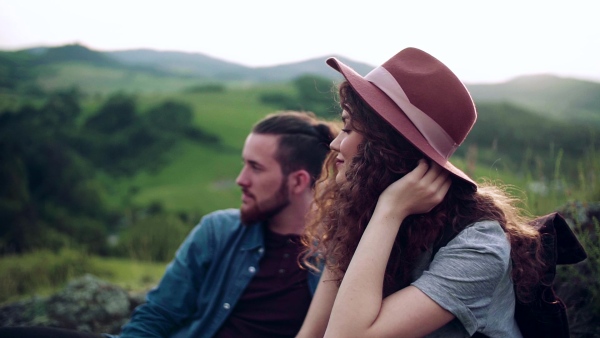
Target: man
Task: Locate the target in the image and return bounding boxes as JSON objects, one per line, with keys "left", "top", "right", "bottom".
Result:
{"left": 117, "top": 111, "right": 337, "bottom": 337}
{"left": 0, "top": 111, "right": 338, "bottom": 338}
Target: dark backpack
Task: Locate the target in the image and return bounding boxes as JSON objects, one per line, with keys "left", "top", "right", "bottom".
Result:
{"left": 433, "top": 212, "right": 588, "bottom": 338}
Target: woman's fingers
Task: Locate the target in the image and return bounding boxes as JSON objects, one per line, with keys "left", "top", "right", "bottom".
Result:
{"left": 376, "top": 160, "right": 452, "bottom": 218}
{"left": 407, "top": 159, "right": 429, "bottom": 180}
{"left": 410, "top": 160, "right": 449, "bottom": 193}
{"left": 422, "top": 163, "right": 451, "bottom": 207}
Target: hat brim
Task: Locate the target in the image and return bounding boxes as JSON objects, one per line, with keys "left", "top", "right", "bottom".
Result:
{"left": 327, "top": 57, "right": 476, "bottom": 188}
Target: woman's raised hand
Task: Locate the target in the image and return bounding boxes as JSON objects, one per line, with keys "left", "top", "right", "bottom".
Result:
{"left": 375, "top": 160, "right": 452, "bottom": 222}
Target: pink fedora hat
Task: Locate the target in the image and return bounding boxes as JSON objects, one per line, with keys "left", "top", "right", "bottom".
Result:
{"left": 326, "top": 47, "right": 477, "bottom": 187}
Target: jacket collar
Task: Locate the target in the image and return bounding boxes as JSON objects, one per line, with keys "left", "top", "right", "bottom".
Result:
{"left": 240, "top": 221, "right": 266, "bottom": 251}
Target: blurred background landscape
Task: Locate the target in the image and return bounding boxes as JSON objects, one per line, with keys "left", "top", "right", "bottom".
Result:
{"left": 1, "top": 42, "right": 599, "bottom": 335}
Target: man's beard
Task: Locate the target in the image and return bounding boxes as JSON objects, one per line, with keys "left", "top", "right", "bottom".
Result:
{"left": 240, "top": 178, "right": 290, "bottom": 225}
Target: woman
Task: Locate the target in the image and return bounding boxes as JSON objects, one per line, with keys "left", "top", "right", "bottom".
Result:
{"left": 297, "top": 48, "right": 544, "bottom": 337}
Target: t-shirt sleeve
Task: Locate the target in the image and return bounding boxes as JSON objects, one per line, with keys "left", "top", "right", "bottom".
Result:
{"left": 411, "top": 221, "right": 512, "bottom": 335}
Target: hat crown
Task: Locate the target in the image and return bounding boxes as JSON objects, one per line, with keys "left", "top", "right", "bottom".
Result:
{"left": 381, "top": 48, "right": 476, "bottom": 145}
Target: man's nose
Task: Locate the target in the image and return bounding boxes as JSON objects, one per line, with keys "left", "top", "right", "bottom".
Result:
{"left": 236, "top": 166, "right": 249, "bottom": 187}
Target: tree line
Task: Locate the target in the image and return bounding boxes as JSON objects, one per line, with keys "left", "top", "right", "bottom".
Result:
{"left": 0, "top": 89, "right": 221, "bottom": 256}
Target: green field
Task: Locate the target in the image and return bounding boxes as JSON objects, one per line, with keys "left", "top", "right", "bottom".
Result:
{"left": 104, "top": 84, "right": 338, "bottom": 215}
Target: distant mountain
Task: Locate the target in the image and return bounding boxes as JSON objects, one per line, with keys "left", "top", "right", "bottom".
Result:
{"left": 19, "top": 44, "right": 176, "bottom": 77}
{"left": 31, "top": 44, "right": 121, "bottom": 67}
{"left": 250, "top": 56, "right": 373, "bottom": 82}
{"left": 107, "top": 49, "right": 251, "bottom": 80}
{"left": 2, "top": 43, "right": 599, "bottom": 126}
{"left": 107, "top": 48, "right": 373, "bottom": 82}
{"left": 9, "top": 44, "right": 374, "bottom": 83}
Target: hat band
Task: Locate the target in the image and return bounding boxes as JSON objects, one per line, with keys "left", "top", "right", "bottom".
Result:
{"left": 365, "top": 67, "right": 458, "bottom": 160}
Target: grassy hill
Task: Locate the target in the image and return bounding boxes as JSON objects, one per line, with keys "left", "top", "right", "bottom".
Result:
{"left": 468, "top": 75, "right": 600, "bottom": 125}
{"left": 462, "top": 101, "right": 599, "bottom": 167}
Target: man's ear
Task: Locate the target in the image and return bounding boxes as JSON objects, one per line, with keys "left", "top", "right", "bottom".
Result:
{"left": 288, "top": 170, "right": 311, "bottom": 194}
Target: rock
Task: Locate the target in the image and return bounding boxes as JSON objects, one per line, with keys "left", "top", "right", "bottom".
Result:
{"left": 0, "top": 296, "right": 49, "bottom": 327}
{"left": 0, "top": 274, "right": 147, "bottom": 334}
{"left": 45, "top": 274, "right": 131, "bottom": 333}
{"left": 558, "top": 201, "right": 600, "bottom": 234}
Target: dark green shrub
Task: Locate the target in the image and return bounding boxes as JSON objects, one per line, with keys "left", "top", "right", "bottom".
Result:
{"left": 184, "top": 84, "right": 225, "bottom": 93}
{"left": 114, "top": 214, "right": 191, "bottom": 262}
{"left": 259, "top": 92, "right": 300, "bottom": 110}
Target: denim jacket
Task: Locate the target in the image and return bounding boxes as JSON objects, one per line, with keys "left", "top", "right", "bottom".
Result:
{"left": 110, "top": 208, "right": 321, "bottom": 338}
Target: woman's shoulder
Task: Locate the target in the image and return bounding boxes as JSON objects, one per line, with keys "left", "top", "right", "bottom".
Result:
{"left": 461, "top": 219, "right": 505, "bottom": 236}
{"left": 449, "top": 220, "right": 511, "bottom": 258}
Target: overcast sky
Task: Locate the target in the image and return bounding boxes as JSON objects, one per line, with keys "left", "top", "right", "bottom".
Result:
{"left": 1, "top": 0, "right": 598, "bottom": 84}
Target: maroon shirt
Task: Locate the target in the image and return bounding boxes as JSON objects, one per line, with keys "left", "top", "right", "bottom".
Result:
{"left": 214, "top": 227, "right": 311, "bottom": 338}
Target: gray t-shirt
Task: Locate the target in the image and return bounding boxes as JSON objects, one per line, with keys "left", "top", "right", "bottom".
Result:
{"left": 411, "top": 220, "right": 522, "bottom": 337}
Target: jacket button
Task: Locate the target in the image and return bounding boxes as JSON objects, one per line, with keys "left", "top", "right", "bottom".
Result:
{"left": 258, "top": 248, "right": 264, "bottom": 254}
{"left": 248, "top": 266, "right": 256, "bottom": 273}
{"left": 223, "top": 303, "right": 231, "bottom": 310}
